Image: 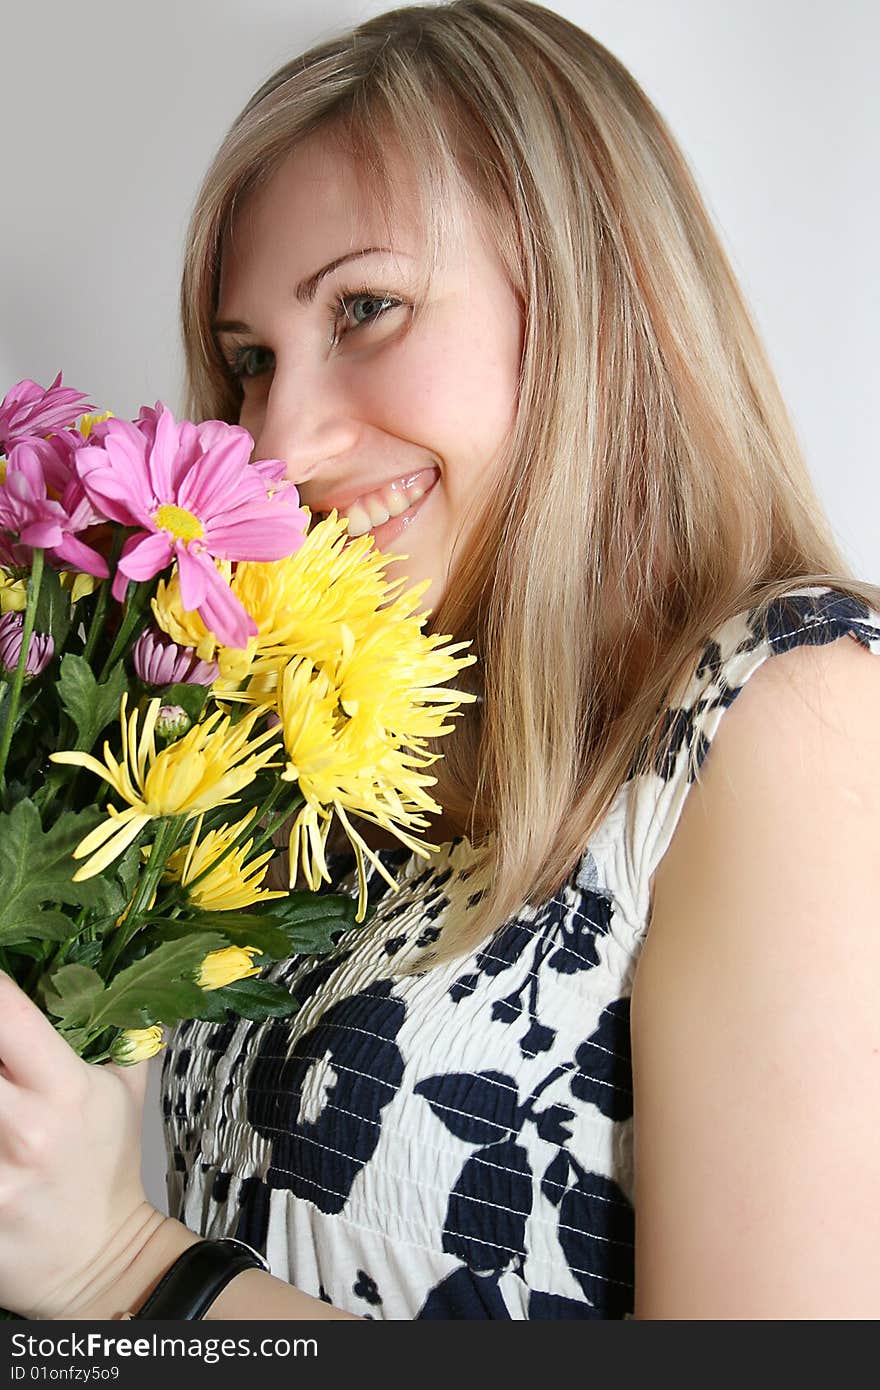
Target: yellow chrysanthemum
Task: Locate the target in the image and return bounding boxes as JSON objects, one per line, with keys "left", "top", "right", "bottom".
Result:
{"left": 165, "top": 810, "right": 287, "bottom": 912}
{"left": 151, "top": 565, "right": 228, "bottom": 663}
{"left": 277, "top": 649, "right": 474, "bottom": 921}
{"left": 111, "top": 1025, "right": 165, "bottom": 1064}
{"left": 149, "top": 510, "right": 478, "bottom": 917}
{"left": 0, "top": 570, "right": 26, "bottom": 613}
{"left": 77, "top": 411, "right": 114, "bottom": 440}
{"left": 152, "top": 513, "right": 422, "bottom": 692}
{"left": 232, "top": 510, "right": 403, "bottom": 661}
{"left": 197, "top": 945, "right": 263, "bottom": 991}
{"left": 59, "top": 570, "right": 100, "bottom": 603}
{"left": 50, "top": 695, "right": 282, "bottom": 879}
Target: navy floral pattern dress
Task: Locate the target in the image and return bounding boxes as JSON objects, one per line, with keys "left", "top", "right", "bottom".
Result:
{"left": 162, "top": 585, "right": 880, "bottom": 1318}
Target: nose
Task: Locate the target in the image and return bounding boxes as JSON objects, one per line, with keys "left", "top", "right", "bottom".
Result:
{"left": 248, "top": 367, "right": 361, "bottom": 488}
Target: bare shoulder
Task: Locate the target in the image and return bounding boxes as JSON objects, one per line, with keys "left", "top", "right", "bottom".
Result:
{"left": 649, "top": 633, "right": 880, "bottom": 896}
{"left": 631, "top": 634, "right": 880, "bottom": 1318}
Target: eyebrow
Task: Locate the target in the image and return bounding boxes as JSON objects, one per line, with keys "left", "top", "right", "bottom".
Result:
{"left": 212, "top": 246, "right": 406, "bottom": 334}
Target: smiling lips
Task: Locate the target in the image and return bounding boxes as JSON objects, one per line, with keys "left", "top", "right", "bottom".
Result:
{"left": 309, "top": 465, "right": 439, "bottom": 537}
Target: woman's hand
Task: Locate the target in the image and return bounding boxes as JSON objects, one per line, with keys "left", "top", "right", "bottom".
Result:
{"left": 0, "top": 971, "right": 164, "bottom": 1319}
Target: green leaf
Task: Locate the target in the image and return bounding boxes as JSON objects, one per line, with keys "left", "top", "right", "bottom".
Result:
{"left": 144, "top": 914, "right": 295, "bottom": 962}
{"left": 64, "top": 938, "right": 104, "bottom": 970}
{"left": 160, "top": 682, "right": 210, "bottom": 723}
{"left": 264, "top": 891, "right": 363, "bottom": 954}
{"left": 192, "top": 976, "right": 299, "bottom": 1022}
{"left": 3, "top": 909, "right": 75, "bottom": 945}
{"left": 57, "top": 654, "right": 128, "bottom": 752}
{"left": 148, "top": 894, "right": 358, "bottom": 961}
{"left": 0, "top": 801, "right": 114, "bottom": 946}
{"left": 89, "top": 931, "right": 227, "bottom": 1030}
{"left": 33, "top": 565, "right": 72, "bottom": 649}
{"left": 43, "top": 963, "right": 104, "bottom": 1025}
{"left": 115, "top": 839, "right": 142, "bottom": 900}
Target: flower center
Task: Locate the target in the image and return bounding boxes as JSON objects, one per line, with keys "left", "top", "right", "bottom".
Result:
{"left": 153, "top": 503, "right": 204, "bottom": 543}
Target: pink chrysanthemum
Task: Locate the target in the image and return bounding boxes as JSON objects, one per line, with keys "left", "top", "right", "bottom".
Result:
{"left": 0, "top": 440, "right": 110, "bottom": 577}
{"left": 132, "top": 628, "right": 219, "bottom": 687}
{"left": 0, "top": 612, "right": 54, "bottom": 677}
{"left": 0, "top": 373, "right": 93, "bottom": 454}
{"left": 74, "top": 403, "right": 306, "bottom": 649}
{"left": 127, "top": 406, "right": 293, "bottom": 494}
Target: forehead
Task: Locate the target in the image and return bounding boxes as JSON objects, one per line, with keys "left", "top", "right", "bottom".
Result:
{"left": 219, "top": 131, "right": 428, "bottom": 289}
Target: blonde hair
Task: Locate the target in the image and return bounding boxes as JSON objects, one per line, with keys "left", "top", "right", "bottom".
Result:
{"left": 180, "top": 0, "right": 880, "bottom": 963}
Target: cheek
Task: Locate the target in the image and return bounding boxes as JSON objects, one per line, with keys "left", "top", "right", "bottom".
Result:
{"left": 237, "top": 391, "right": 267, "bottom": 445}
{"left": 367, "top": 316, "right": 520, "bottom": 470}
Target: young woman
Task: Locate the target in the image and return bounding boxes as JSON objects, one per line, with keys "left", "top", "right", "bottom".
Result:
{"left": 0, "top": 0, "right": 878, "bottom": 1321}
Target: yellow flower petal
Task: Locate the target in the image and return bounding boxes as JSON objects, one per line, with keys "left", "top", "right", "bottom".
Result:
{"left": 111, "top": 1025, "right": 165, "bottom": 1064}
{"left": 56, "top": 694, "right": 282, "bottom": 876}
{"left": 165, "top": 811, "right": 287, "bottom": 912}
{"left": 197, "top": 945, "right": 263, "bottom": 991}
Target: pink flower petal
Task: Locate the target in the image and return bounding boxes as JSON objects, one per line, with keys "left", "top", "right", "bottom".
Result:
{"left": 176, "top": 438, "right": 262, "bottom": 518}
{"left": 0, "top": 374, "right": 93, "bottom": 450}
{"left": 75, "top": 444, "right": 148, "bottom": 525}
{"left": 249, "top": 457, "right": 291, "bottom": 488}
{"left": 195, "top": 558, "right": 257, "bottom": 649}
{"left": 20, "top": 520, "right": 63, "bottom": 548}
{"left": 195, "top": 419, "right": 253, "bottom": 454}
{"left": 204, "top": 503, "right": 308, "bottom": 560}
{"left": 176, "top": 546, "right": 208, "bottom": 611}
{"left": 50, "top": 534, "right": 110, "bottom": 578}
{"left": 117, "top": 530, "right": 173, "bottom": 583}
{"left": 145, "top": 404, "right": 182, "bottom": 500}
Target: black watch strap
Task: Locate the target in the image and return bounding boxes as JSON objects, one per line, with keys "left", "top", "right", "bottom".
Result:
{"left": 133, "top": 1238, "right": 269, "bottom": 1320}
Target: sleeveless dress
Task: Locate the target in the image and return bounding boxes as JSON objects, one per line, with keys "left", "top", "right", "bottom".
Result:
{"left": 161, "top": 585, "right": 880, "bottom": 1319}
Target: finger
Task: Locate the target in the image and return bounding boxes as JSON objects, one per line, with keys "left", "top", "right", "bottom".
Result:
{"left": 0, "top": 972, "right": 79, "bottom": 1093}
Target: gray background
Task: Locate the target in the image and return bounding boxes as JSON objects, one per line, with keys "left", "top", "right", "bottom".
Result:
{"left": 2, "top": 0, "right": 877, "bottom": 1213}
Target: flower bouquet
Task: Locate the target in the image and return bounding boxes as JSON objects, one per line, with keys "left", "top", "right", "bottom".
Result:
{"left": 0, "top": 373, "right": 476, "bottom": 1066}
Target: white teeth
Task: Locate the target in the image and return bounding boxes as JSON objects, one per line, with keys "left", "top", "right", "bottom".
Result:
{"left": 384, "top": 486, "right": 410, "bottom": 517}
{"left": 339, "top": 472, "right": 435, "bottom": 537}
{"left": 365, "top": 496, "right": 391, "bottom": 527}
{"left": 344, "top": 500, "right": 372, "bottom": 537}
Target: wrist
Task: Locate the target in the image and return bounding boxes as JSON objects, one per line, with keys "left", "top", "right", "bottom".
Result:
{"left": 58, "top": 1210, "right": 201, "bottom": 1321}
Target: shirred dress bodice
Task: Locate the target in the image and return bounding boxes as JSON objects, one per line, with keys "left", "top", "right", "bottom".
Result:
{"left": 162, "top": 585, "right": 880, "bottom": 1318}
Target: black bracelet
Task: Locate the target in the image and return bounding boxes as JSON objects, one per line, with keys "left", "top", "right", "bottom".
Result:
{"left": 131, "top": 1238, "right": 269, "bottom": 1321}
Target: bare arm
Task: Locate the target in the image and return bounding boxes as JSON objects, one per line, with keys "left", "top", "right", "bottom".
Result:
{"left": 76, "top": 1216, "right": 361, "bottom": 1320}
{"left": 631, "top": 635, "right": 880, "bottom": 1317}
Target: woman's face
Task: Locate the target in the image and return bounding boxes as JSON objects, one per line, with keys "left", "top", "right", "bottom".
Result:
{"left": 214, "top": 131, "right": 523, "bottom": 613}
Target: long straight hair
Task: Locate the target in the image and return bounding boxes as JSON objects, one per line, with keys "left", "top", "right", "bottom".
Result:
{"left": 180, "top": 0, "right": 880, "bottom": 963}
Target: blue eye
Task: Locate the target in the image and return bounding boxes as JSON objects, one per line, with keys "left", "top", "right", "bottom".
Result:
{"left": 222, "top": 287, "right": 404, "bottom": 383}
{"left": 225, "top": 345, "right": 275, "bottom": 382}
{"left": 333, "top": 289, "right": 402, "bottom": 335}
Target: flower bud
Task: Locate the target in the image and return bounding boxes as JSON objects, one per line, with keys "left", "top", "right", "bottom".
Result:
{"left": 133, "top": 628, "right": 218, "bottom": 687}
{"left": 154, "top": 704, "right": 191, "bottom": 740}
{"left": 110, "top": 1025, "right": 165, "bottom": 1065}
{"left": 197, "top": 945, "right": 263, "bottom": 991}
{"left": 0, "top": 611, "right": 54, "bottom": 678}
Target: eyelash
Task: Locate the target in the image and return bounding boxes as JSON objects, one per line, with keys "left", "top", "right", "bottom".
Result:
{"left": 223, "top": 285, "right": 405, "bottom": 382}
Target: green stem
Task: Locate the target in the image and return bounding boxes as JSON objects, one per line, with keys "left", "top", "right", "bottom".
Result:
{"left": 80, "top": 580, "right": 110, "bottom": 666}
{"left": 247, "top": 797, "right": 304, "bottom": 858}
{"left": 98, "top": 578, "right": 150, "bottom": 683}
{"left": 0, "top": 548, "right": 45, "bottom": 789}
{"left": 101, "top": 816, "right": 184, "bottom": 976}
{"left": 81, "top": 529, "right": 125, "bottom": 668}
